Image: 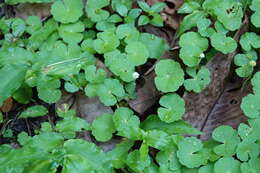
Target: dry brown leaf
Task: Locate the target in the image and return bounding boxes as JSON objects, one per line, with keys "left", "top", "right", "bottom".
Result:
{"left": 0, "top": 97, "right": 13, "bottom": 113}
{"left": 14, "top": 3, "right": 51, "bottom": 20}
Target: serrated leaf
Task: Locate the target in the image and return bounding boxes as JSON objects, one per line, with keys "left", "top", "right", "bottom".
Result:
{"left": 155, "top": 59, "right": 184, "bottom": 92}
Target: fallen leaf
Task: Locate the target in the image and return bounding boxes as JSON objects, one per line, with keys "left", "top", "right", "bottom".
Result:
{"left": 0, "top": 97, "right": 13, "bottom": 113}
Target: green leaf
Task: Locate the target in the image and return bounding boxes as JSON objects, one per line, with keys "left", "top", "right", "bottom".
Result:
{"left": 156, "top": 149, "right": 182, "bottom": 172}
{"left": 0, "top": 112, "right": 3, "bottom": 123}
{"left": 91, "top": 113, "right": 116, "bottom": 142}
{"left": 94, "top": 31, "right": 120, "bottom": 54}
{"left": 113, "top": 107, "right": 142, "bottom": 139}
{"left": 107, "top": 140, "right": 134, "bottom": 169}
{"left": 197, "top": 18, "right": 215, "bottom": 37}
{"left": 143, "top": 130, "right": 171, "bottom": 150}
{"left": 51, "top": 0, "right": 83, "bottom": 24}
{"left": 125, "top": 41, "right": 149, "bottom": 66}
{"left": 236, "top": 140, "right": 259, "bottom": 161}
{"left": 5, "top": 0, "right": 55, "bottom": 5}
{"left": 241, "top": 94, "right": 260, "bottom": 118}
{"left": 180, "top": 32, "right": 209, "bottom": 67}
{"left": 251, "top": 71, "right": 260, "bottom": 94}
{"left": 177, "top": 11, "right": 207, "bottom": 36}
{"left": 64, "top": 82, "right": 79, "bottom": 93}
{"left": 86, "top": 0, "right": 110, "bottom": 22}
{"left": 241, "top": 158, "right": 260, "bottom": 173}
{"left": 111, "top": 0, "right": 132, "bottom": 16}
{"left": 212, "top": 125, "right": 240, "bottom": 156}
{"left": 58, "top": 21, "right": 85, "bottom": 44}
{"left": 250, "top": 0, "right": 260, "bottom": 27}
{"left": 126, "top": 150, "right": 151, "bottom": 172}
{"left": 97, "top": 79, "right": 125, "bottom": 106}
{"left": 19, "top": 105, "right": 48, "bottom": 119}
{"left": 184, "top": 67, "right": 211, "bottom": 93}
{"left": 177, "top": 137, "right": 207, "bottom": 168}
{"left": 11, "top": 18, "right": 26, "bottom": 37}
{"left": 158, "top": 93, "right": 185, "bottom": 123}
{"left": 210, "top": 32, "right": 237, "bottom": 54}
{"left": 214, "top": 157, "right": 241, "bottom": 173}
{"left": 140, "top": 33, "right": 169, "bottom": 59}
{"left": 138, "top": 15, "right": 150, "bottom": 26}
{"left": 178, "top": 1, "right": 201, "bottom": 14}
{"left": 199, "top": 164, "right": 214, "bottom": 173}
{"left": 116, "top": 24, "right": 140, "bottom": 43}
{"left": 0, "top": 64, "right": 27, "bottom": 106}
{"left": 155, "top": 59, "right": 184, "bottom": 92}
{"left": 141, "top": 115, "right": 203, "bottom": 135}
{"left": 104, "top": 50, "right": 136, "bottom": 82}
{"left": 239, "top": 32, "right": 260, "bottom": 51}
{"left": 12, "top": 84, "right": 32, "bottom": 104}
{"left": 37, "top": 79, "right": 62, "bottom": 104}
{"left": 84, "top": 65, "right": 106, "bottom": 84}
{"left": 234, "top": 50, "right": 257, "bottom": 77}
{"left": 26, "top": 16, "right": 42, "bottom": 34}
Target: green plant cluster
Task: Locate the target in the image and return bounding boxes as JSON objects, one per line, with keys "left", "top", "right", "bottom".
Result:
{"left": 0, "top": 0, "right": 259, "bottom": 172}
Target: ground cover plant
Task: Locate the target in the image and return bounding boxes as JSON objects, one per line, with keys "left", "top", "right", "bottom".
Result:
{"left": 0, "top": 0, "right": 259, "bottom": 172}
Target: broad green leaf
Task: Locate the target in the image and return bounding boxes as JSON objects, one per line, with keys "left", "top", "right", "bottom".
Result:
{"left": 197, "top": 18, "right": 215, "bottom": 37}
{"left": 234, "top": 50, "right": 257, "bottom": 77}
{"left": 19, "top": 105, "right": 48, "bottom": 119}
{"left": 178, "top": 1, "right": 201, "bottom": 14}
{"left": 84, "top": 65, "right": 106, "bottom": 84}
{"left": 140, "top": 33, "right": 169, "bottom": 59}
{"left": 210, "top": 32, "right": 237, "bottom": 54}
{"left": 6, "top": 0, "right": 55, "bottom": 5}
{"left": 125, "top": 41, "right": 149, "bottom": 66}
{"left": 250, "top": 0, "right": 260, "bottom": 27}
{"left": 180, "top": 32, "right": 209, "bottom": 67}
{"left": 116, "top": 24, "right": 140, "bottom": 43}
{"left": 239, "top": 32, "right": 260, "bottom": 51}
{"left": 111, "top": 0, "right": 132, "bottom": 16}
{"left": 214, "top": 157, "right": 241, "bottom": 173}
{"left": 64, "top": 82, "right": 79, "bottom": 93}
{"left": 0, "top": 64, "right": 27, "bottom": 106}
{"left": 141, "top": 115, "right": 203, "bottom": 135}
{"left": 184, "top": 67, "right": 211, "bottom": 93}
{"left": 51, "top": 0, "right": 83, "bottom": 24}
{"left": 94, "top": 31, "right": 120, "bottom": 54}
{"left": 126, "top": 150, "right": 151, "bottom": 172}
{"left": 13, "top": 84, "right": 32, "bottom": 104}
{"left": 26, "top": 16, "right": 42, "bottom": 34}
{"left": 113, "top": 107, "right": 142, "bottom": 139}
{"left": 155, "top": 59, "right": 184, "bottom": 92}
{"left": 236, "top": 140, "right": 259, "bottom": 161}
{"left": 251, "top": 71, "right": 260, "bottom": 94}
{"left": 0, "top": 112, "right": 3, "bottom": 123}
{"left": 37, "top": 79, "right": 62, "bottom": 103}
{"left": 138, "top": 15, "right": 150, "bottom": 26}
{"left": 241, "top": 94, "right": 260, "bottom": 118}
{"left": 143, "top": 130, "right": 171, "bottom": 150}
{"left": 107, "top": 140, "right": 134, "bottom": 169}
{"left": 156, "top": 149, "right": 182, "bottom": 172}
{"left": 199, "top": 164, "right": 214, "bottom": 173}
{"left": 241, "top": 158, "right": 260, "bottom": 173}
{"left": 91, "top": 113, "right": 116, "bottom": 142}
{"left": 58, "top": 21, "right": 84, "bottom": 43}
{"left": 158, "top": 93, "right": 185, "bottom": 123}
{"left": 212, "top": 125, "right": 240, "bottom": 156}
{"left": 97, "top": 78, "right": 125, "bottom": 106}
{"left": 177, "top": 137, "right": 207, "bottom": 168}
{"left": 177, "top": 11, "right": 207, "bottom": 36}
{"left": 86, "top": 0, "right": 110, "bottom": 22}
{"left": 11, "top": 18, "right": 26, "bottom": 37}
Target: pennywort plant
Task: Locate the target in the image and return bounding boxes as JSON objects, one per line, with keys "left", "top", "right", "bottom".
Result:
{"left": 0, "top": 0, "right": 259, "bottom": 172}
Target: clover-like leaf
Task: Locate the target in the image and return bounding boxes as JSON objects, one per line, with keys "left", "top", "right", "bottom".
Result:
{"left": 19, "top": 105, "right": 48, "bottom": 119}
{"left": 250, "top": 0, "right": 260, "bottom": 27}
{"left": 111, "top": 0, "right": 132, "bottom": 17}
{"left": 241, "top": 94, "right": 260, "bottom": 119}
{"left": 94, "top": 31, "right": 120, "bottom": 54}
{"left": 178, "top": 1, "right": 201, "bottom": 14}
{"left": 58, "top": 21, "right": 85, "bottom": 44}
{"left": 236, "top": 140, "right": 259, "bottom": 161}
{"left": 51, "top": 0, "right": 83, "bottom": 24}
{"left": 140, "top": 33, "right": 169, "bottom": 59}
{"left": 214, "top": 157, "right": 241, "bottom": 173}
{"left": 126, "top": 149, "right": 151, "bottom": 172}
{"left": 212, "top": 125, "right": 240, "bottom": 156}
{"left": 113, "top": 107, "right": 142, "bottom": 139}
{"left": 156, "top": 149, "right": 182, "bottom": 172}
{"left": 210, "top": 32, "right": 237, "bottom": 54}
{"left": 104, "top": 50, "right": 136, "bottom": 82}
{"left": 158, "top": 93, "right": 185, "bottom": 123}
{"left": 241, "top": 158, "right": 260, "bottom": 173}
{"left": 184, "top": 66, "right": 211, "bottom": 93}
{"left": 197, "top": 18, "right": 215, "bottom": 37}
{"left": 125, "top": 41, "right": 149, "bottom": 66}
{"left": 91, "top": 113, "right": 116, "bottom": 142}
{"left": 234, "top": 50, "right": 257, "bottom": 78}
{"left": 155, "top": 59, "right": 184, "bottom": 92}
{"left": 199, "top": 164, "right": 214, "bottom": 173}
{"left": 84, "top": 65, "right": 106, "bottom": 84}
{"left": 86, "top": 0, "right": 110, "bottom": 22}
{"left": 251, "top": 71, "right": 260, "bottom": 94}
{"left": 116, "top": 24, "right": 140, "bottom": 43}
{"left": 239, "top": 32, "right": 260, "bottom": 51}
{"left": 179, "top": 32, "right": 209, "bottom": 67}
{"left": 97, "top": 78, "right": 125, "bottom": 106}
{"left": 177, "top": 137, "right": 207, "bottom": 168}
